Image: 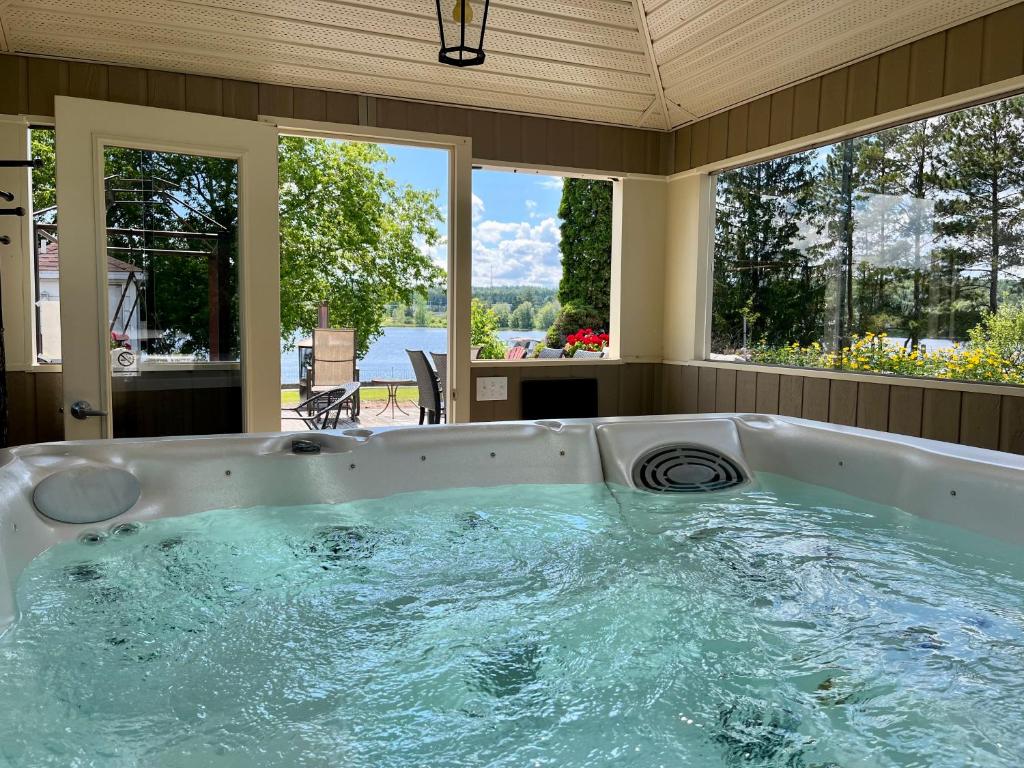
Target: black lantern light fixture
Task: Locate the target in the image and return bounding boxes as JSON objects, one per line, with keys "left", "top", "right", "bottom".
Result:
{"left": 435, "top": 0, "right": 490, "bottom": 67}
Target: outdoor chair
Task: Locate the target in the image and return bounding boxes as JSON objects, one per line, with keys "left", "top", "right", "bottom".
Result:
{"left": 506, "top": 346, "right": 527, "bottom": 360}
{"left": 407, "top": 349, "right": 442, "bottom": 425}
{"left": 470, "top": 346, "right": 481, "bottom": 360}
{"left": 537, "top": 347, "right": 564, "bottom": 358}
{"left": 285, "top": 384, "right": 361, "bottom": 430}
{"left": 300, "top": 328, "right": 360, "bottom": 419}
{"left": 572, "top": 349, "right": 604, "bottom": 358}
{"left": 430, "top": 351, "right": 448, "bottom": 423}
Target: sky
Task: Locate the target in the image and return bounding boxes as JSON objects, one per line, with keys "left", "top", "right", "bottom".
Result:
{"left": 377, "top": 143, "right": 564, "bottom": 288}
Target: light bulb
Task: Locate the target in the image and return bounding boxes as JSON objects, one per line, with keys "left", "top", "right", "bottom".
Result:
{"left": 451, "top": 1, "right": 473, "bottom": 24}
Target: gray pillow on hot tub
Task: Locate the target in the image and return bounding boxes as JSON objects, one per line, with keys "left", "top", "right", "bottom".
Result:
{"left": 33, "top": 464, "right": 141, "bottom": 524}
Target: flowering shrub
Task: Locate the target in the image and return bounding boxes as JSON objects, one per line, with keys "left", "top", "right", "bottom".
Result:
{"left": 748, "top": 332, "right": 1024, "bottom": 384}
{"left": 565, "top": 328, "right": 609, "bottom": 357}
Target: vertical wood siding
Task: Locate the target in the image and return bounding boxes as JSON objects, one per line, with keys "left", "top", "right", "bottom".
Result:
{"left": 659, "top": 364, "right": 1024, "bottom": 456}
{"left": 672, "top": 7, "right": 1024, "bottom": 172}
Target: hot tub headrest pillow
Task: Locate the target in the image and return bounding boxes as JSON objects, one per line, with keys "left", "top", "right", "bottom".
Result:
{"left": 32, "top": 465, "right": 141, "bottom": 524}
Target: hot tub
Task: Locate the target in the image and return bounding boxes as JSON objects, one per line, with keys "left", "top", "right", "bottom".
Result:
{"left": 0, "top": 415, "right": 1022, "bottom": 766}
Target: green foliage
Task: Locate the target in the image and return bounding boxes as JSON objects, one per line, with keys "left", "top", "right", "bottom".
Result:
{"left": 471, "top": 298, "right": 506, "bottom": 359}
{"left": 555, "top": 178, "right": 612, "bottom": 342}
{"left": 279, "top": 136, "right": 445, "bottom": 357}
{"left": 534, "top": 300, "right": 559, "bottom": 331}
{"left": 491, "top": 302, "right": 512, "bottom": 328}
{"left": 30, "top": 129, "right": 56, "bottom": 212}
{"left": 510, "top": 301, "right": 534, "bottom": 330}
{"left": 968, "top": 303, "right": 1024, "bottom": 364}
{"left": 546, "top": 302, "right": 604, "bottom": 347}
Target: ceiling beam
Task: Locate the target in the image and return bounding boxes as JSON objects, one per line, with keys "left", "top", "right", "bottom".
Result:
{"left": 629, "top": 0, "right": 670, "bottom": 130}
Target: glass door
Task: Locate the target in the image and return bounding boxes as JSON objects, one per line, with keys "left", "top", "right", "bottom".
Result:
{"left": 55, "top": 97, "right": 279, "bottom": 440}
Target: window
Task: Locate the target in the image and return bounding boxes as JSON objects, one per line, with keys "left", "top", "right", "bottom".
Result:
{"left": 470, "top": 167, "right": 612, "bottom": 360}
{"left": 30, "top": 127, "right": 58, "bottom": 363}
{"left": 712, "top": 93, "right": 1024, "bottom": 385}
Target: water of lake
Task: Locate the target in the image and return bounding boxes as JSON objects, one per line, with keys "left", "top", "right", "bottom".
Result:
{"left": 281, "top": 326, "right": 545, "bottom": 384}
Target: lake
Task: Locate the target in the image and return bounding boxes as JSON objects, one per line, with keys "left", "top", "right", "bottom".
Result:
{"left": 281, "top": 326, "right": 545, "bottom": 384}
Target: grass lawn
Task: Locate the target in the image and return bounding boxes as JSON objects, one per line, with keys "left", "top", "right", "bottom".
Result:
{"left": 281, "top": 386, "right": 418, "bottom": 406}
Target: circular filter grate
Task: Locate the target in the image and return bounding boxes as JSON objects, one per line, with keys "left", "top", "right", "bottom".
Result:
{"left": 631, "top": 444, "right": 747, "bottom": 493}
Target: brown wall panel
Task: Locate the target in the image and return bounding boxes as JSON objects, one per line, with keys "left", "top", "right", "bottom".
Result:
{"left": 755, "top": 372, "right": 780, "bottom": 414}
{"left": 792, "top": 78, "right": 821, "bottom": 138}
{"left": 727, "top": 104, "right": 749, "bottom": 157}
{"left": 982, "top": 4, "right": 1024, "bottom": 83}
{"left": 597, "top": 125, "right": 623, "bottom": 171}
{"left": 147, "top": 70, "right": 186, "bottom": 111}
{"left": 888, "top": 385, "right": 923, "bottom": 436}
{"left": 519, "top": 116, "right": 548, "bottom": 166}
{"left": 769, "top": 87, "right": 795, "bottom": 145}
{"left": 713, "top": 368, "right": 736, "bottom": 411}
{"left": 27, "top": 58, "right": 68, "bottom": 116}
{"left": 222, "top": 80, "right": 259, "bottom": 120}
{"left": 406, "top": 102, "right": 440, "bottom": 134}
{"left": 855, "top": 382, "right": 889, "bottom": 431}
{"left": 1000, "top": 396, "right": 1024, "bottom": 454}
{"left": 707, "top": 112, "right": 729, "bottom": 163}
{"left": 944, "top": 19, "right": 985, "bottom": 95}
{"left": 846, "top": 57, "right": 879, "bottom": 122}
{"left": 876, "top": 46, "right": 912, "bottom": 113}
{"left": 690, "top": 118, "right": 709, "bottom": 166}
{"left": 325, "top": 91, "right": 359, "bottom": 125}
{"left": 746, "top": 95, "right": 772, "bottom": 151}
{"left": 545, "top": 118, "right": 574, "bottom": 167}
{"left": 909, "top": 32, "right": 948, "bottom": 104}
{"left": 0, "top": 56, "right": 27, "bottom": 114}
{"left": 735, "top": 370, "right": 757, "bottom": 411}
{"left": 959, "top": 391, "right": 1001, "bottom": 449}
{"left": 682, "top": 366, "right": 700, "bottom": 413}
{"left": 778, "top": 374, "right": 803, "bottom": 416}
{"left": 802, "top": 377, "right": 830, "bottom": 421}
{"left": 292, "top": 88, "right": 327, "bottom": 122}
{"left": 818, "top": 69, "right": 848, "bottom": 130}
{"left": 828, "top": 379, "right": 858, "bottom": 425}
{"left": 467, "top": 109, "right": 498, "bottom": 159}
{"left": 922, "top": 388, "right": 961, "bottom": 443}
{"left": 108, "top": 66, "right": 147, "bottom": 106}
{"left": 69, "top": 63, "right": 109, "bottom": 101}
{"left": 185, "top": 75, "right": 223, "bottom": 116}
{"left": 697, "top": 366, "right": 717, "bottom": 412}
{"left": 674, "top": 125, "right": 692, "bottom": 172}
{"left": 258, "top": 83, "right": 293, "bottom": 118}
{"left": 571, "top": 121, "right": 598, "bottom": 170}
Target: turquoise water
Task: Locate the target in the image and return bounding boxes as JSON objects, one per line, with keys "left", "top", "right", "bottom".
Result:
{"left": 1, "top": 477, "right": 1023, "bottom": 767}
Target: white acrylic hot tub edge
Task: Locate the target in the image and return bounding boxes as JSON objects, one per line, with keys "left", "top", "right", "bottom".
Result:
{"left": 0, "top": 414, "right": 1022, "bottom": 631}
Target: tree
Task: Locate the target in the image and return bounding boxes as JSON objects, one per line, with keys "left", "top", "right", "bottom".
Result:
{"left": 935, "top": 97, "right": 1024, "bottom": 316}
{"left": 510, "top": 301, "right": 534, "bottom": 329}
{"left": 534, "top": 299, "right": 559, "bottom": 331}
{"left": 554, "top": 178, "right": 613, "bottom": 341}
{"left": 413, "top": 298, "right": 430, "bottom": 327}
{"left": 471, "top": 298, "right": 506, "bottom": 359}
{"left": 491, "top": 302, "right": 512, "bottom": 328}
{"left": 279, "top": 136, "right": 445, "bottom": 357}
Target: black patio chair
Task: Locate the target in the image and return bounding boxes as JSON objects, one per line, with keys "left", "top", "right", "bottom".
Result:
{"left": 285, "top": 384, "right": 361, "bottom": 430}
{"left": 407, "top": 349, "right": 442, "bottom": 425}
{"left": 430, "top": 351, "right": 448, "bottom": 423}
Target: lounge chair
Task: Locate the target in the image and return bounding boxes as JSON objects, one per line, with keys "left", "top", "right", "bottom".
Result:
{"left": 407, "top": 349, "right": 442, "bottom": 425}
{"left": 506, "top": 346, "right": 527, "bottom": 360}
{"left": 285, "top": 384, "right": 360, "bottom": 430}
{"left": 537, "top": 347, "right": 564, "bottom": 358}
{"left": 300, "top": 328, "right": 360, "bottom": 419}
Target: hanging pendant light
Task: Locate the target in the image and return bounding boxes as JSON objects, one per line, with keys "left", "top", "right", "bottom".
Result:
{"left": 435, "top": 0, "right": 490, "bottom": 67}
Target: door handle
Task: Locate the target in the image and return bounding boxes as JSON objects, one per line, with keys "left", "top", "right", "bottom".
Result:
{"left": 70, "top": 400, "right": 107, "bottom": 420}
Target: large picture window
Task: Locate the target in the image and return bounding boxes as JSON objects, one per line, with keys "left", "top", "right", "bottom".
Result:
{"left": 712, "top": 94, "right": 1024, "bottom": 385}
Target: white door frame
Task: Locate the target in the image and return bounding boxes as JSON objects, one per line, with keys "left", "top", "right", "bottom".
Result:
{"left": 271, "top": 117, "right": 472, "bottom": 424}
{"left": 55, "top": 96, "right": 280, "bottom": 439}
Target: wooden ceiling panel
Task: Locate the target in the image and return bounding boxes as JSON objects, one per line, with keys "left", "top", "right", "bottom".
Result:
{"left": 0, "top": 0, "right": 1016, "bottom": 129}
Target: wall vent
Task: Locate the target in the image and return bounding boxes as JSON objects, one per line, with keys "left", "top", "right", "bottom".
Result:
{"left": 631, "top": 444, "right": 746, "bottom": 493}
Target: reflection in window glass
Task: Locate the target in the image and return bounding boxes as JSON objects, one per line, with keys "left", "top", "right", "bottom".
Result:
{"left": 31, "top": 128, "right": 59, "bottom": 363}
{"left": 103, "top": 147, "right": 239, "bottom": 365}
{"left": 713, "top": 94, "right": 1024, "bottom": 384}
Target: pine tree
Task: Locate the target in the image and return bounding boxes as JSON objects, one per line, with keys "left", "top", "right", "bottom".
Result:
{"left": 554, "top": 179, "right": 613, "bottom": 339}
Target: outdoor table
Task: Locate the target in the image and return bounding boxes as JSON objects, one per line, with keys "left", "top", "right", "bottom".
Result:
{"left": 367, "top": 378, "right": 416, "bottom": 419}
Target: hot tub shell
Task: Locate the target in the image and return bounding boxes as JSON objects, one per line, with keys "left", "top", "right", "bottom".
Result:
{"left": 1, "top": 414, "right": 1022, "bottom": 631}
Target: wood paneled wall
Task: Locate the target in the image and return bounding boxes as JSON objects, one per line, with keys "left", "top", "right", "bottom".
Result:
{"left": 3, "top": 370, "right": 63, "bottom": 446}
{"left": 0, "top": 54, "right": 670, "bottom": 175}
{"left": 672, "top": 4, "right": 1024, "bottom": 172}
{"left": 661, "top": 363, "right": 1024, "bottom": 455}
{"left": 470, "top": 363, "right": 663, "bottom": 422}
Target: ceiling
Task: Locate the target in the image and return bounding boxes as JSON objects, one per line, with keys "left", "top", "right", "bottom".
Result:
{"left": 0, "top": 0, "right": 1014, "bottom": 130}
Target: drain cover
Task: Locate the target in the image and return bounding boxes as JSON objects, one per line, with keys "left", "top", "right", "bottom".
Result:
{"left": 631, "top": 445, "right": 746, "bottom": 493}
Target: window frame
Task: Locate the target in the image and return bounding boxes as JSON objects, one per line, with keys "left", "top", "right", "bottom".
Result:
{"left": 684, "top": 77, "right": 1024, "bottom": 395}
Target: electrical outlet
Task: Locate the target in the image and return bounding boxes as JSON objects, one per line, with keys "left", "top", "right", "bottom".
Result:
{"left": 476, "top": 376, "right": 508, "bottom": 401}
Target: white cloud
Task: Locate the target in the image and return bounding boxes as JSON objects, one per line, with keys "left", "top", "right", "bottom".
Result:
{"left": 472, "top": 216, "right": 562, "bottom": 287}
{"left": 537, "top": 177, "right": 564, "bottom": 190}
{"left": 471, "top": 193, "right": 485, "bottom": 223}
